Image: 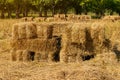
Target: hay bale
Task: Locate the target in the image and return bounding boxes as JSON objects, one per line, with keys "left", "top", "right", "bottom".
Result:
{"left": 86, "top": 15, "right": 91, "bottom": 20}
{"left": 39, "top": 51, "right": 48, "bottom": 62}
{"left": 37, "top": 24, "right": 53, "bottom": 39}
{"left": 20, "top": 17, "right": 34, "bottom": 22}
{"left": 16, "top": 50, "right": 23, "bottom": 61}
{"left": 52, "top": 22, "right": 70, "bottom": 36}
{"left": 75, "top": 15, "right": 81, "bottom": 21}
{"left": 81, "top": 15, "right": 86, "bottom": 20}
{"left": 54, "top": 14, "right": 60, "bottom": 21}
{"left": 22, "top": 50, "right": 29, "bottom": 61}
{"left": 60, "top": 14, "right": 66, "bottom": 21}
{"left": 71, "top": 23, "right": 86, "bottom": 44}
{"left": 34, "top": 17, "right": 46, "bottom": 22}
{"left": 12, "top": 24, "right": 19, "bottom": 39}
{"left": 91, "top": 22, "right": 105, "bottom": 44}
{"left": 18, "top": 23, "right": 26, "bottom": 39}
{"left": 60, "top": 48, "right": 68, "bottom": 63}
{"left": 95, "top": 52, "right": 117, "bottom": 64}
{"left": 46, "top": 17, "right": 54, "bottom": 22}
{"left": 102, "top": 16, "right": 115, "bottom": 21}
{"left": 54, "top": 14, "right": 66, "bottom": 21}
{"left": 20, "top": 17, "right": 27, "bottom": 22}
{"left": 11, "top": 38, "right": 58, "bottom": 53}
{"left": 67, "top": 14, "right": 75, "bottom": 21}
{"left": 10, "top": 49, "right": 17, "bottom": 61}
{"left": 26, "top": 22, "right": 37, "bottom": 39}
{"left": 54, "top": 14, "right": 60, "bottom": 18}
{"left": 27, "top": 17, "right": 34, "bottom": 21}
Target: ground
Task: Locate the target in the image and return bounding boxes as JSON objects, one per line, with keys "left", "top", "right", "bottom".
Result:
{"left": 0, "top": 19, "right": 120, "bottom": 80}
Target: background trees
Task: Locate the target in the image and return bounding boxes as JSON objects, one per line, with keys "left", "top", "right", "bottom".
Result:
{"left": 0, "top": 0, "right": 119, "bottom": 18}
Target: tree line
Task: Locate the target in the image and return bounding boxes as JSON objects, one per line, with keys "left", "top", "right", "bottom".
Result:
{"left": 0, "top": 0, "right": 120, "bottom": 19}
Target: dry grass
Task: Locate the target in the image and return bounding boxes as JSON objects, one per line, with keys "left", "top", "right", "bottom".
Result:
{"left": 0, "top": 19, "right": 120, "bottom": 80}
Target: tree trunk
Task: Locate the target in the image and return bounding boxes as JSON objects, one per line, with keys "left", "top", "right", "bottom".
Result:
{"left": 23, "top": 10, "right": 28, "bottom": 17}
{"left": 39, "top": 11, "right": 42, "bottom": 17}
{"left": 110, "top": 11, "right": 113, "bottom": 15}
{"left": 52, "top": 6, "right": 55, "bottom": 17}
{"left": 8, "top": 11, "right": 12, "bottom": 18}
{"left": 1, "top": 10, "right": 5, "bottom": 19}
{"left": 44, "top": 10, "right": 47, "bottom": 17}
{"left": 16, "top": 10, "right": 20, "bottom": 19}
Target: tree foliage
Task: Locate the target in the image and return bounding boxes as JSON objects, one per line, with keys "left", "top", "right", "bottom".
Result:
{"left": 0, "top": 0, "right": 119, "bottom": 18}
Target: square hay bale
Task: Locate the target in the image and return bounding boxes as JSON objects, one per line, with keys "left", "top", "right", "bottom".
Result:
{"left": 59, "top": 14, "right": 66, "bottom": 21}
{"left": 52, "top": 22, "right": 70, "bottom": 36}
{"left": 12, "top": 24, "right": 19, "bottom": 39}
{"left": 20, "top": 17, "right": 34, "bottom": 22}
{"left": 71, "top": 23, "right": 86, "bottom": 44}
{"left": 20, "top": 17, "right": 27, "bottom": 22}
{"left": 81, "top": 15, "right": 86, "bottom": 20}
{"left": 46, "top": 17, "right": 54, "bottom": 22}
{"left": 67, "top": 14, "right": 75, "bottom": 21}
{"left": 91, "top": 22, "right": 105, "bottom": 46}
{"left": 18, "top": 23, "right": 26, "bottom": 39}
{"left": 34, "top": 17, "right": 46, "bottom": 22}
{"left": 22, "top": 50, "right": 31, "bottom": 61}
{"left": 11, "top": 38, "right": 58, "bottom": 53}
{"left": 26, "top": 22, "right": 37, "bottom": 39}
{"left": 39, "top": 51, "right": 48, "bottom": 62}
{"left": 75, "top": 15, "right": 81, "bottom": 21}
{"left": 95, "top": 52, "right": 117, "bottom": 64}
{"left": 60, "top": 48, "right": 68, "bottom": 63}
{"left": 37, "top": 24, "right": 53, "bottom": 39}
{"left": 54, "top": 14, "right": 60, "bottom": 21}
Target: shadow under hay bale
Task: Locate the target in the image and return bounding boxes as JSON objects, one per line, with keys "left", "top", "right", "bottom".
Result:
{"left": 112, "top": 45, "right": 120, "bottom": 61}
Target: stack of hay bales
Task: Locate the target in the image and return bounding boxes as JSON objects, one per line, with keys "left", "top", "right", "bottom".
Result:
{"left": 11, "top": 22, "right": 60, "bottom": 62}
{"left": 60, "top": 23, "right": 89, "bottom": 63}
{"left": 54, "top": 14, "right": 66, "bottom": 21}
{"left": 102, "top": 15, "right": 120, "bottom": 21}
{"left": 80, "top": 15, "right": 91, "bottom": 21}
{"left": 67, "top": 14, "right": 76, "bottom": 21}
{"left": 66, "top": 14, "right": 91, "bottom": 22}
{"left": 45, "top": 17, "right": 54, "bottom": 22}
{"left": 20, "top": 17, "right": 34, "bottom": 22}
{"left": 11, "top": 21, "right": 116, "bottom": 63}
{"left": 34, "top": 17, "right": 46, "bottom": 22}
{"left": 60, "top": 22, "right": 112, "bottom": 63}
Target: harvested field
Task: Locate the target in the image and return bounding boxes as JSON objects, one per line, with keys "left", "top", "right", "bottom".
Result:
{"left": 0, "top": 19, "right": 120, "bottom": 80}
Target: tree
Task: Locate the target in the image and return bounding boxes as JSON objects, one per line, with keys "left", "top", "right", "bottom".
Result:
{"left": 0, "top": 0, "right": 7, "bottom": 18}
{"left": 6, "top": 0, "right": 14, "bottom": 18}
